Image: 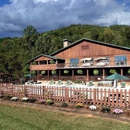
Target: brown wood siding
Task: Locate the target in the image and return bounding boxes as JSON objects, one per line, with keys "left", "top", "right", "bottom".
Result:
{"left": 30, "top": 64, "right": 56, "bottom": 70}
{"left": 54, "top": 41, "right": 130, "bottom": 62}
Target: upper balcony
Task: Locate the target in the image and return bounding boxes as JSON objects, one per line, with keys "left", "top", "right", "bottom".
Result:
{"left": 30, "top": 64, "right": 57, "bottom": 70}
{"left": 56, "top": 60, "right": 130, "bottom": 69}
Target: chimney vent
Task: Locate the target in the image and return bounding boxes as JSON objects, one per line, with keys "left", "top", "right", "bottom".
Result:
{"left": 63, "top": 39, "right": 71, "bottom": 48}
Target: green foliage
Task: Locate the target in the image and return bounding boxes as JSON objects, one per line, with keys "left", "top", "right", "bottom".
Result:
{"left": 49, "top": 60, "right": 54, "bottom": 64}
{"left": 101, "top": 106, "right": 111, "bottom": 113}
{"left": 93, "top": 69, "right": 99, "bottom": 75}
{"left": 51, "top": 70, "right": 56, "bottom": 75}
{"left": 76, "top": 103, "right": 84, "bottom": 108}
{"left": 62, "top": 102, "right": 68, "bottom": 107}
{"left": 46, "top": 99, "right": 54, "bottom": 105}
{"left": 77, "top": 70, "right": 83, "bottom": 74}
{"left": 109, "top": 69, "right": 116, "bottom": 74}
{"left": 41, "top": 70, "right": 46, "bottom": 75}
{"left": 29, "top": 98, "right": 37, "bottom": 103}
{"left": 128, "top": 69, "right": 130, "bottom": 74}
{"left": 64, "top": 70, "right": 69, "bottom": 74}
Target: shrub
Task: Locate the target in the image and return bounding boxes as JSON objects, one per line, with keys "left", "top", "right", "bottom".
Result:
{"left": 101, "top": 106, "right": 110, "bottom": 113}
{"left": 62, "top": 102, "right": 68, "bottom": 107}
{"left": 11, "top": 97, "right": 19, "bottom": 101}
{"left": 76, "top": 103, "right": 84, "bottom": 108}
{"left": 3, "top": 95, "right": 12, "bottom": 100}
{"left": 89, "top": 105, "right": 97, "bottom": 111}
{"left": 93, "top": 69, "right": 99, "bottom": 75}
{"left": 77, "top": 70, "right": 83, "bottom": 75}
{"left": 49, "top": 60, "right": 54, "bottom": 64}
{"left": 51, "top": 70, "right": 56, "bottom": 75}
{"left": 21, "top": 97, "right": 29, "bottom": 102}
{"left": 29, "top": 98, "right": 36, "bottom": 103}
{"left": 0, "top": 93, "right": 4, "bottom": 98}
{"left": 64, "top": 70, "right": 69, "bottom": 74}
{"left": 38, "top": 99, "right": 46, "bottom": 104}
{"left": 109, "top": 69, "right": 116, "bottom": 74}
{"left": 46, "top": 99, "right": 54, "bottom": 105}
{"left": 113, "top": 108, "right": 123, "bottom": 114}
{"left": 41, "top": 70, "right": 46, "bottom": 75}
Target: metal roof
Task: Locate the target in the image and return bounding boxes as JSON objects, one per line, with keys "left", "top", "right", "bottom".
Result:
{"left": 28, "top": 54, "right": 64, "bottom": 63}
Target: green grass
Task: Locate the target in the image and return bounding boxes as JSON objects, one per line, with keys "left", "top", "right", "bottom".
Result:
{"left": 0, "top": 104, "right": 130, "bottom": 130}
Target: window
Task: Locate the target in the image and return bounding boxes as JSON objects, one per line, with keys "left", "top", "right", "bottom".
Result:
{"left": 81, "top": 45, "right": 89, "bottom": 50}
{"left": 70, "top": 58, "right": 79, "bottom": 67}
{"left": 115, "top": 55, "right": 126, "bottom": 66}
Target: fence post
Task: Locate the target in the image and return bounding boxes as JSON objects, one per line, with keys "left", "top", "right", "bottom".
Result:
{"left": 93, "top": 88, "right": 96, "bottom": 104}
{"left": 65, "top": 87, "right": 69, "bottom": 103}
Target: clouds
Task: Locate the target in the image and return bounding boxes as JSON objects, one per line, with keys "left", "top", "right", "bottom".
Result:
{"left": 0, "top": 0, "right": 130, "bottom": 38}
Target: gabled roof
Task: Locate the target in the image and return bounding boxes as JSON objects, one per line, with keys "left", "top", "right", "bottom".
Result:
{"left": 28, "top": 54, "right": 64, "bottom": 63}
{"left": 51, "top": 38, "right": 130, "bottom": 56}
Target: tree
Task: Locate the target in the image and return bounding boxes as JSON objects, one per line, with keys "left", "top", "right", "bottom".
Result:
{"left": 103, "top": 28, "right": 115, "bottom": 43}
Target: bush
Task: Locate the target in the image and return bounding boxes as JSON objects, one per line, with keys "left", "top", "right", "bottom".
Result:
{"left": 101, "top": 106, "right": 110, "bottom": 113}
{"left": 77, "top": 70, "right": 83, "bottom": 75}
{"left": 46, "top": 99, "right": 54, "bottom": 105}
{"left": 11, "top": 97, "right": 19, "bottom": 101}
{"left": 89, "top": 105, "right": 97, "bottom": 111}
{"left": 29, "top": 98, "right": 36, "bottom": 103}
{"left": 38, "top": 99, "right": 46, "bottom": 104}
{"left": 62, "top": 102, "right": 68, "bottom": 107}
{"left": 76, "top": 103, "right": 84, "bottom": 108}
{"left": 3, "top": 95, "right": 12, "bottom": 100}
{"left": 41, "top": 70, "right": 46, "bottom": 75}
{"left": 0, "top": 94, "right": 4, "bottom": 98}
{"left": 21, "top": 97, "right": 29, "bottom": 102}
{"left": 113, "top": 108, "right": 123, "bottom": 114}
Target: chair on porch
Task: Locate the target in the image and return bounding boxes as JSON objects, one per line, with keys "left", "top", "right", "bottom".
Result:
{"left": 120, "top": 82, "right": 126, "bottom": 88}
{"left": 65, "top": 80, "right": 72, "bottom": 85}
{"left": 48, "top": 80, "right": 55, "bottom": 85}
{"left": 87, "top": 81, "right": 93, "bottom": 86}
{"left": 56, "top": 80, "right": 63, "bottom": 85}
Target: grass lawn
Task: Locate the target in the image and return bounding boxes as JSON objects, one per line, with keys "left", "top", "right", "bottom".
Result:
{"left": 0, "top": 103, "right": 130, "bottom": 130}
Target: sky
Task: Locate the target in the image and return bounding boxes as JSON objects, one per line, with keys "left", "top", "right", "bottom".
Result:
{"left": 0, "top": 0, "right": 130, "bottom": 38}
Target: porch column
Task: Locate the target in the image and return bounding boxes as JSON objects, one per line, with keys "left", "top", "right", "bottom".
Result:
{"left": 72, "top": 70, "right": 74, "bottom": 81}
{"left": 37, "top": 70, "right": 39, "bottom": 80}
{"left": 86, "top": 69, "right": 89, "bottom": 81}
{"left": 47, "top": 70, "right": 49, "bottom": 80}
{"left": 59, "top": 70, "right": 61, "bottom": 80}
{"left": 103, "top": 69, "right": 105, "bottom": 79}
{"left": 121, "top": 69, "right": 123, "bottom": 76}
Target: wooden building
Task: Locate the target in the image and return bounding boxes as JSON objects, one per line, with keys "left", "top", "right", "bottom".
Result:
{"left": 28, "top": 38, "right": 130, "bottom": 81}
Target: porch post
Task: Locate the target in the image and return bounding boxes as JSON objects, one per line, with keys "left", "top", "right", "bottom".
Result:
{"left": 72, "top": 70, "right": 74, "bottom": 81}
{"left": 103, "top": 69, "right": 105, "bottom": 79}
{"left": 59, "top": 70, "right": 61, "bottom": 80}
{"left": 86, "top": 69, "right": 89, "bottom": 81}
{"left": 48, "top": 70, "right": 49, "bottom": 80}
{"left": 37, "top": 70, "right": 39, "bottom": 81}
{"left": 121, "top": 69, "right": 123, "bottom": 75}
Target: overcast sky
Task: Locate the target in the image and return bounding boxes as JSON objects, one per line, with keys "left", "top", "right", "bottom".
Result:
{"left": 0, "top": 0, "right": 130, "bottom": 38}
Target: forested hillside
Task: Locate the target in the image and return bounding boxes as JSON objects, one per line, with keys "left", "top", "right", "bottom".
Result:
{"left": 0, "top": 24, "right": 130, "bottom": 80}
